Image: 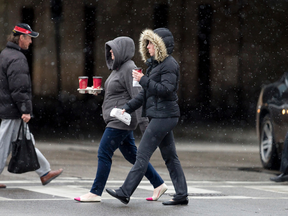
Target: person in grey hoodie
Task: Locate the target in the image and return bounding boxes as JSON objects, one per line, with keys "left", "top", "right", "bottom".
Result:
{"left": 74, "top": 36, "right": 167, "bottom": 202}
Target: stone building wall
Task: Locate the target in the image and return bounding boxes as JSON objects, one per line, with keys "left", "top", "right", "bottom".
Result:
{"left": 0, "top": 0, "right": 288, "bottom": 122}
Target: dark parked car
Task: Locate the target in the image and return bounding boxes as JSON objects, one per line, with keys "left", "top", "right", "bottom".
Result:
{"left": 256, "top": 72, "right": 288, "bottom": 170}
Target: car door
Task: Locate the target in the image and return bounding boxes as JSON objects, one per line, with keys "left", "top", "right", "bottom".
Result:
{"left": 272, "top": 74, "right": 288, "bottom": 145}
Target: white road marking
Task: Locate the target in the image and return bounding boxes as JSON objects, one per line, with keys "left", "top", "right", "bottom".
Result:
{"left": 19, "top": 185, "right": 87, "bottom": 199}
{"left": 137, "top": 185, "right": 221, "bottom": 195}
{"left": 0, "top": 197, "right": 12, "bottom": 200}
{"left": 1, "top": 178, "right": 288, "bottom": 201}
{"left": 245, "top": 185, "right": 288, "bottom": 194}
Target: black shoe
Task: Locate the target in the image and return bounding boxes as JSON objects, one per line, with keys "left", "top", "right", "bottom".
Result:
{"left": 0, "top": 184, "right": 6, "bottom": 188}
{"left": 162, "top": 197, "right": 189, "bottom": 205}
{"left": 270, "top": 173, "right": 288, "bottom": 182}
{"left": 106, "top": 188, "right": 130, "bottom": 205}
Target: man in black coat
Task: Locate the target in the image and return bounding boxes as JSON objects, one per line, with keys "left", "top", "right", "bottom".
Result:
{"left": 0, "top": 23, "right": 63, "bottom": 189}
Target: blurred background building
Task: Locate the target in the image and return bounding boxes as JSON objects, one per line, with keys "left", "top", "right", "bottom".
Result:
{"left": 0, "top": 0, "right": 288, "bottom": 139}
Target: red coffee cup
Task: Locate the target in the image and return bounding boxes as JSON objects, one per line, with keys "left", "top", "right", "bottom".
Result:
{"left": 132, "top": 68, "right": 142, "bottom": 87}
{"left": 79, "top": 76, "right": 88, "bottom": 89}
{"left": 134, "top": 67, "right": 142, "bottom": 73}
{"left": 93, "top": 76, "right": 102, "bottom": 89}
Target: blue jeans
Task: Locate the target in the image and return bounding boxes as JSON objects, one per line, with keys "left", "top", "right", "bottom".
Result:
{"left": 90, "top": 127, "right": 164, "bottom": 196}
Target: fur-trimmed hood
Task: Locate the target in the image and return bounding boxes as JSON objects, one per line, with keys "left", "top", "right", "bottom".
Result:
{"left": 139, "top": 28, "right": 174, "bottom": 63}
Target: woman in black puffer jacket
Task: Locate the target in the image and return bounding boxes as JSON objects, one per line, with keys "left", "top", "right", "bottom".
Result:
{"left": 106, "top": 28, "right": 188, "bottom": 206}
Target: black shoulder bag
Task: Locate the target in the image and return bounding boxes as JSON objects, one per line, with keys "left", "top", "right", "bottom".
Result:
{"left": 8, "top": 120, "right": 40, "bottom": 173}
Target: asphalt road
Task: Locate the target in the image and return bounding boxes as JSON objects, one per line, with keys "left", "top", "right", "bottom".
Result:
{"left": 1, "top": 125, "right": 288, "bottom": 216}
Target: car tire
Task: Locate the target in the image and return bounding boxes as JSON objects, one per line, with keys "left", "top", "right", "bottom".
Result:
{"left": 259, "top": 114, "right": 280, "bottom": 170}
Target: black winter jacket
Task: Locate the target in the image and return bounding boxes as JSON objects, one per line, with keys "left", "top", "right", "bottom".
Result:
{"left": 0, "top": 42, "right": 33, "bottom": 119}
{"left": 123, "top": 28, "right": 180, "bottom": 118}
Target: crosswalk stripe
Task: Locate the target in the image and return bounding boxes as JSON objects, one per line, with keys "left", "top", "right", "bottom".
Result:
{"left": 2, "top": 178, "right": 288, "bottom": 201}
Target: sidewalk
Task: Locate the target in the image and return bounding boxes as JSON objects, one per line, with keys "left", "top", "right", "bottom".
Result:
{"left": 33, "top": 121, "right": 258, "bottom": 146}
{"left": 1, "top": 121, "right": 260, "bottom": 183}
{"left": 0, "top": 138, "right": 260, "bottom": 183}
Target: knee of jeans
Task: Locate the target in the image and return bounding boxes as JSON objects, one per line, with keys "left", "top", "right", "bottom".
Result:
{"left": 98, "top": 143, "right": 115, "bottom": 155}
{"left": 123, "top": 155, "right": 136, "bottom": 164}
{"left": 136, "top": 151, "right": 150, "bottom": 161}
{"left": 98, "top": 149, "right": 112, "bottom": 163}
{"left": 163, "top": 155, "right": 179, "bottom": 165}
{"left": 136, "top": 153, "right": 150, "bottom": 168}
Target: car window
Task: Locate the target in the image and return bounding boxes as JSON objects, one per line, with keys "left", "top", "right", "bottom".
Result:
{"left": 285, "top": 73, "right": 288, "bottom": 86}
{"left": 279, "top": 84, "right": 287, "bottom": 95}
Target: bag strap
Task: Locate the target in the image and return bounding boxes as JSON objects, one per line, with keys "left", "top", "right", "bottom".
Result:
{"left": 23, "top": 121, "right": 28, "bottom": 139}
{"left": 15, "top": 120, "right": 24, "bottom": 140}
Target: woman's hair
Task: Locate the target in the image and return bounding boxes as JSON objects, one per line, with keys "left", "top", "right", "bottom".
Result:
{"left": 7, "top": 33, "right": 21, "bottom": 44}
{"left": 146, "top": 40, "right": 150, "bottom": 46}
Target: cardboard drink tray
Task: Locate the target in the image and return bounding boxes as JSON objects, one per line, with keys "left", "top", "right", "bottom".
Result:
{"left": 77, "top": 87, "right": 102, "bottom": 94}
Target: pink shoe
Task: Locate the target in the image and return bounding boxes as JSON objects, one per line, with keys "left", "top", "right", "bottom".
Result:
{"left": 146, "top": 183, "right": 168, "bottom": 201}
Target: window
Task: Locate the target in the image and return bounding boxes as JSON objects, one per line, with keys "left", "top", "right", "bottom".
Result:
{"left": 154, "top": 4, "right": 168, "bottom": 29}
{"left": 22, "top": 7, "right": 35, "bottom": 79}
{"left": 84, "top": 5, "right": 96, "bottom": 87}
{"left": 197, "top": 4, "right": 212, "bottom": 107}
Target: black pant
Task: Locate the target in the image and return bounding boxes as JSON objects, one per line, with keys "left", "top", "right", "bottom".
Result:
{"left": 118, "top": 117, "right": 188, "bottom": 201}
{"left": 281, "top": 132, "right": 288, "bottom": 173}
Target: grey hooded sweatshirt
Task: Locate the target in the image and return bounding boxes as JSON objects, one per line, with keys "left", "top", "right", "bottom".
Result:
{"left": 102, "top": 36, "right": 148, "bottom": 131}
